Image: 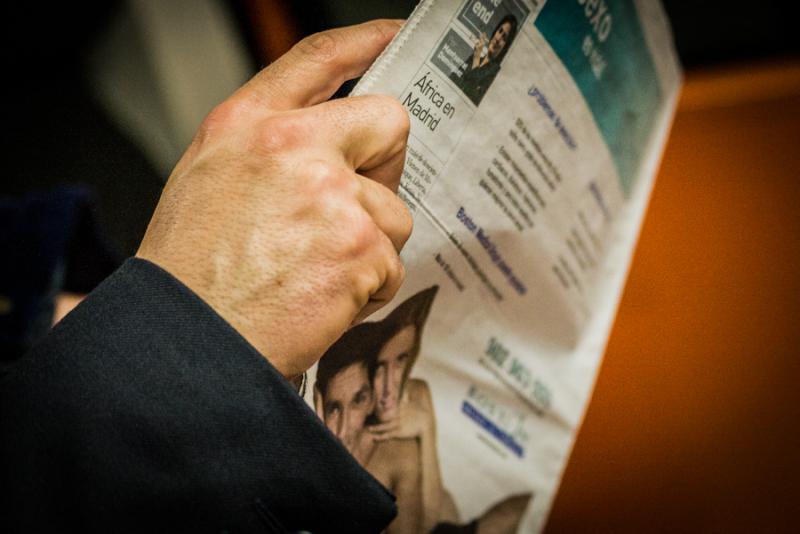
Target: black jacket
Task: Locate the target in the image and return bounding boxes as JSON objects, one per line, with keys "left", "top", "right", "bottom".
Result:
{"left": 0, "top": 259, "right": 396, "bottom": 533}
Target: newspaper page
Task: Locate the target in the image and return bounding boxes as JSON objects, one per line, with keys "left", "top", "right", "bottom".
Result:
{"left": 303, "top": 1, "right": 681, "bottom": 532}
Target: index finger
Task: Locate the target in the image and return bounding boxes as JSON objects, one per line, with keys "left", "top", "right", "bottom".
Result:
{"left": 242, "top": 19, "right": 403, "bottom": 111}
{"left": 307, "top": 94, "right": 409, "bottom": 189}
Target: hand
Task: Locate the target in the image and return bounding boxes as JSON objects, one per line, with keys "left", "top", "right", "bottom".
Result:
{"left": 137, "top": 20, "right": 413, "bottom": 379}
{"left": 369, "top": 391, "right": 433, "bottom": 442}
{"left": 472, "top": 32, "right": 487, "bottom": 68}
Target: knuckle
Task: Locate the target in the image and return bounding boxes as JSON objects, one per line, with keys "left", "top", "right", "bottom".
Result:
{"left": 389, "top": 254, "right": 406, "bottom": 287}
{"left": 294, "top": 31, "right": 339, "bottom": 66}
{"left": 344, "top": 210, "right": 379, "bottom": 255}
{"left": 328, "top": 202, "right": 379, "bottom": 259}
{"left": 354, "top": 269, "right": 381, "bottom": 305}
{"left": 396, "top": 202, "right": 414, "bottom": 244}
{"left": 198, "top": 98, "right": 248, "bottom": 140}
{"left": 254, "top": 113, "right": 308, "bottom": 154}
{"left": 305, "top": 160, "right": 355, "bottom": 195}
{"left": 365, "top": 20, "right": 398, "bottom": 49}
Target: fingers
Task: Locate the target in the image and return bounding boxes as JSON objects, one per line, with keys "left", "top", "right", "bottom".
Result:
{"left": 303, "top": 94, "right": 411, "bottom": 251}
{"left": 357, "top": 176, "right": 413, "bottom": 252}
{"left": 242, "top": 20, "right": 402, "bottom": 111}
{"left": 312, "top": 94, "right": 410, "bottom": 189}
{"left": 348, "top": 163, "right": 412, "bottom": 324}
{"left": 359, "top": 146, "right": 407, "bottom": 193}
{"left": 230, "top": 20, "right": 413, "bottom": 337}
{"left": 353, "top": 235, "right": 405, "bottom": 324}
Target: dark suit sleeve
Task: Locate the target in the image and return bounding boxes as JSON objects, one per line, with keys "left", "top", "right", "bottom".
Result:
{"left": 0, "top": 258, "right": 396, "bottom": 533}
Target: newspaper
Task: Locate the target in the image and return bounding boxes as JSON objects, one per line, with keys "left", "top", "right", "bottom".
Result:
{"left": 304, "top": 1, "right": 681, "bottom": 532}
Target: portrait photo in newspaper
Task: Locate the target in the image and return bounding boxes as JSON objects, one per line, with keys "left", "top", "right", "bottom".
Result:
{"left": 431, "top": 0, "right": 530, "bottom": 105}
{"left": 314, "top": 287, "right": 532, "bottom": 533}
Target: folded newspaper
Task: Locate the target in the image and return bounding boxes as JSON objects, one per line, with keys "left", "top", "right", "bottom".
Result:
{"left": 304, "top": 1, "right": 681, "bottom": 532}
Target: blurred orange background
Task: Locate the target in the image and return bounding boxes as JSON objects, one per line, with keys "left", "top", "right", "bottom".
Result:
{"left": 546, "top": 61, "right": 800, "bottom": 533}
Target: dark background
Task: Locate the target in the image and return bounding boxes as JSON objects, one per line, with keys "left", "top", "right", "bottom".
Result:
{"left": 2, "top": 1, "right": 797, "bottom": 532}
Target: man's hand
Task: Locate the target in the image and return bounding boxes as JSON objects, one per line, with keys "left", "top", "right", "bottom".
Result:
{"left": 137, "top": 20, "right": 412, "bottom": 379}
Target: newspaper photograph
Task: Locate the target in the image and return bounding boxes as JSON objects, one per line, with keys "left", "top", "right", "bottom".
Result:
{"left": 304, "top": 1, "right": 682, "bottom": 532}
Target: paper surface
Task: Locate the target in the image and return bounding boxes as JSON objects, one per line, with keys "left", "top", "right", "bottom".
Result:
{"left": 304, "top": 1, "right": 681, "bottom": 531}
